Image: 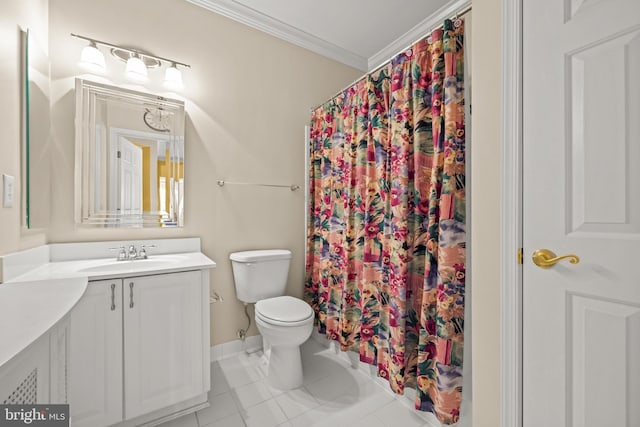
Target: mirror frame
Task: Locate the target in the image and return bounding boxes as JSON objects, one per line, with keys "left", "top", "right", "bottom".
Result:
{"left": 21, "top": 28, "right": 52, "bottom": 231}
{"left": 74, "top": 78, "right": 185, "bottom": 227}
{"left": 20, "top": 29, "right": 31, "bottom": 229}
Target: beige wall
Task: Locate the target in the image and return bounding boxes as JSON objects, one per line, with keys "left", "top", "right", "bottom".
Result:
{"left": 471, "top": 0, "right": 502, "bottom": 426}
{"left": 0, "top": 0, "right": 48, "bottom": 256}
{"left": 46, "top": 0, "right": 361, "bottom": 345}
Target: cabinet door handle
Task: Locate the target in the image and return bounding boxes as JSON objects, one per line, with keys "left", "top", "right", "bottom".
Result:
{"left": 129, "top": 282, "right": 134, "bottom": 308}
{"left": 110, "top": 283, "right": 116, "bottom": 311}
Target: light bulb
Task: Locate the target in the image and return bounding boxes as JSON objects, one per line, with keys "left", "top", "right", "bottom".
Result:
{"left": 125, "top": 55, "right": 148, "bottom": 82}
{"left": 164, "top": 63, "right": 183, "bottom": 90}
{"left": 79, "top": 41, "right": 105, "bottom": 73}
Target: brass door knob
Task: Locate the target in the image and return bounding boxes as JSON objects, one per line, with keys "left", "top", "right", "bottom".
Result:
{"left": 532, "top": 249, "right": 580, "bottom": 269}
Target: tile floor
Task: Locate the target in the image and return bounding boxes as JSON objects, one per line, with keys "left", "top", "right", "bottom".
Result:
{"left": 159, "top": 339, "right": 446, "bottom": 427}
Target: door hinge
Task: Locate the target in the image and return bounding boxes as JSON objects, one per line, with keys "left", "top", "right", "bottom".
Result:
{"left": 518, "top": 248, "right": 523, "bottom": 265}
{"left": 117, "top": 150, "right": 121, "bottom": 159}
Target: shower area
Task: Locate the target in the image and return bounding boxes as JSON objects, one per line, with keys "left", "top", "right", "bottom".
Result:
{"left": 303, "top": 7, "right": 472, "bottom": 427}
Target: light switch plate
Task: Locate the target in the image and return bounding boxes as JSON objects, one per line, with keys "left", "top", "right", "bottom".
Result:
{"left": 3, "top": 174, "right": 15, "bottom": 208}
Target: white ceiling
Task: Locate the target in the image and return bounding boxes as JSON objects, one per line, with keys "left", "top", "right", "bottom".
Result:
{"left": 187, "top": 0, "right": 464, "bottom": 71}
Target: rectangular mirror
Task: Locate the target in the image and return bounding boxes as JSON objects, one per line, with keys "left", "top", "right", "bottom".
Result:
{"left": 75, "top": 79, "right": 185, "bottom": 227}
{"left": 21, "top": 28, "right": 51, "bottom": 230}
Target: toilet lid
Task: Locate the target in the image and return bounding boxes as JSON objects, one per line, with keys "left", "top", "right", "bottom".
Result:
{"left": 255, "top": 296, "right": 313, "bottom": 323}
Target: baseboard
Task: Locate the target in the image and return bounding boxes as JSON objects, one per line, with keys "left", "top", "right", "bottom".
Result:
{"left": 210, "top": 334, "right": 263, "bottom": 362}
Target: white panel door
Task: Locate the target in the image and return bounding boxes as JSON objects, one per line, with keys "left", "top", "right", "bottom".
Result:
{"left": 69, "top": 280, "right": 123, "bottom": 427}
{"left": 118, "top": 137, "right": 143, "bottom": 215}
{"left": 123, "top": 271, "right": 204, "bottom": 420}
{"left": 523, "top": 0, "right": 640, "bottom": 426}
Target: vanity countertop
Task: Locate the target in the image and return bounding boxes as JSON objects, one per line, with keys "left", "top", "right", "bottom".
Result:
{"left": 9, "top": 251, "right": 216, "bottom": 283}
{"left": 0, "top": 277, "right": 87, "bottom": 367}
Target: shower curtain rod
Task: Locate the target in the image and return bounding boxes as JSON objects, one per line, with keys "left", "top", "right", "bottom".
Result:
{"left": 216, "top": 180, "right": 301, "bottom": 191}
{"left": 309, "top": 4, "right": 472, "bottom": 112}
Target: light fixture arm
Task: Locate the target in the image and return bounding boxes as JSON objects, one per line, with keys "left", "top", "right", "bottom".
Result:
{"left": 70, "top": 33, "right": 190, "bottom": 69}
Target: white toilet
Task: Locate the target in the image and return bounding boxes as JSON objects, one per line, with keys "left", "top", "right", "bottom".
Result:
{"left": 229, "top": 249, "right": 314, "bottom": 390}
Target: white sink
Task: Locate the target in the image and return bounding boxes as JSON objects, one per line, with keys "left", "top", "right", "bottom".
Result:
{"left": 78, "top": 255, "right": 190, "bottom": 273}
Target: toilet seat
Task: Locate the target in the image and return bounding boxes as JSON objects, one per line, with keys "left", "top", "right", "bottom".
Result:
{"left": 255, "top": 296, "right": 313, "bottom": 327}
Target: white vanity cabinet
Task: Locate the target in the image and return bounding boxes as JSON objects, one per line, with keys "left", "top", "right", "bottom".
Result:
{"left": 123, "top": 271, "right": 205, "bottom": 419}
{"left": 69, "top": 270, "right": 209, "bottom": 427}
{"left": 69, "top": 279, "right": 123, "bottom": 427}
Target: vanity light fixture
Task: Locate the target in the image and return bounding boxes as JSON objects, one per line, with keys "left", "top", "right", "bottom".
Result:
{"left": 71, "top": 33, "right": 190, "bottom": 89}
{"left": 79, "top": 40, "right": 106, "bottom": 73}
{"left": 164, "top": 62, "right": 183, "bottom": 90}
{"left": 125, "top": 54, "right": 149, "bottom": 82}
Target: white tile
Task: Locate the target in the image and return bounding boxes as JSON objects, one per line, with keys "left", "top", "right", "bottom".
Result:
{"left": 210, "top": 362, "right": 231, "bottom": 397}
{"left": 300, "top": 361, "right": 333, "bottom": 385}
{"left": 218, "top": 356, "right": 242, "bottom": 372}
{"left": 240, "top": 399, "right": 287, "bottom": 427}
{"left": 358, "top": 384, "right": 395, "bottom": 412}
{"left": 350, "top": 367, "right": 377, "bottom": 385}
{"left": 301, "top": 338, "right": 329, "bottom": 356}
{"left": 339, "top": 374, "right": 395, "bottom": 412}
{"left": 350, "top": 414, "right": 387, "bottom": 427}
{"left": 157, "top": 413, "right": 198, "bottom": 427}
{"left": 314, "top": 399, "right": 373, "bottom": 426}
{"left": 210, "top": 377, "right": 231, "bottom": 397}
{"left": 345, "top": 351, "right": 360, "bottom": 369}
{"left": 371, "top": 375, "right": 393, "bottom": 391}
{"left": 237, "top": 350, "right": 266, "bottom": 371}
{"left": 273, "top": 387, "right": 319, "bottom": 419}
{"left": 304, "top": 371, "right": 360, "bottom": 404}
{"left": 357, "top": 362, "right": 375, "bottom": 376}
{"left": 263, "top": 378, "right": 286, "bottom": 397}
{"left": 232, "top": 379, "right": 273, "bottom": 410}
{"left": 373, "top": 400, "right": 427, "bottom": 427}
{"left": 196, "top": 392, "right": 239, "bottom": 426}
{"left": 201, "top": 412, "right": 246, "bottom": 427}
{"left": 211, "top": 361, "right": 223, "bottom": 378}
{"left": 210, "top": 345, "right": 223, "bottom": 362}
{"left": 287, "top": 404, "right": 341, "bottom": 427}
{"left": 391, "top": 391, "right": 442, "bottom": 425}
{"left": 219, "top": 355, "right": 264, "bottom": 388}
{"left": 301, "top": 350, "right": 354, "bottom": 386}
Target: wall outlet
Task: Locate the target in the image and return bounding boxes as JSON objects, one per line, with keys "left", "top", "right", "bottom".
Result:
{"left": 3, "top": 174, "right": 15, "bottom": 208}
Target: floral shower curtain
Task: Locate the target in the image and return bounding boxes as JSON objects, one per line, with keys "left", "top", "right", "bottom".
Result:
{"left": 304, "top": 19, "right": 466, "bottom": 425}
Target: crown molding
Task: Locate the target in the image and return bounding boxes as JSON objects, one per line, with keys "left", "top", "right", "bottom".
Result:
{"left": 186, "top": 0, "right": 368, "bottom": 71}
{"left": 367, "top": 0, "right": 471, "bottom": 71}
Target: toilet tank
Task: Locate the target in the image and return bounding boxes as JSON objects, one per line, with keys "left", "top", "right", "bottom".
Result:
{"left": 229, "top": 249, "right": 292, "bottom": 303}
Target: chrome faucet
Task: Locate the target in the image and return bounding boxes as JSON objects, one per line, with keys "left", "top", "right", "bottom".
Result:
{"left": 138, "top": 244, "right": 155, "bottom": 259}
{"left": 128, "top": 244, "right": 138, "bottom": 259}
{"left": 109, "top": 245, "right": 128, "bottom": 261}
{"left": 109, "top": 244, "right": 156, "bottom": 261}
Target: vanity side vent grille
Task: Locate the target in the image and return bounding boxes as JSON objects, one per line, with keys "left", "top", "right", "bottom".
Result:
{"left": 3, "top": 368, "right": 37, "bottom": 404}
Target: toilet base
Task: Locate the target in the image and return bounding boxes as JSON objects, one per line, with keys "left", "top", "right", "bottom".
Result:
{"left": 266, "top": 345, "right": 304, "bottom": 390}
